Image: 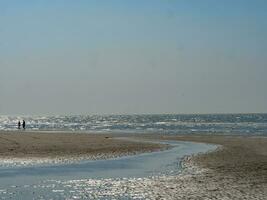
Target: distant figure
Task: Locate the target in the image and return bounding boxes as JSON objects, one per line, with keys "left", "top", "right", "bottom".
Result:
{"left": 22, "top": 120, "right": 25, "bottom": 130}
{"left": 18, "top": 121, "right": 21, "bottom": 129}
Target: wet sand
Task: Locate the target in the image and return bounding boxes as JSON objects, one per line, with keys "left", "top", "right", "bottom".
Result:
{"left": 136, "top": 134, "right": 267, "bottom": 199}
{"left": 1, "top": 131, "right": 267, "bottom": 199}
{"left": 0, "top": 131, "right": 165, "bottom": 164}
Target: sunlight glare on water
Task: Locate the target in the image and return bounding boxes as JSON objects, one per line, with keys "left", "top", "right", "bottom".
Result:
{"left": 0, "top": 114, "right": 266, "bottom": 135}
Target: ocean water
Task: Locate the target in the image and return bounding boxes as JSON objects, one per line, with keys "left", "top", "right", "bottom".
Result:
{"left": 0, "top": 113, "right": 267, "bottom": 135}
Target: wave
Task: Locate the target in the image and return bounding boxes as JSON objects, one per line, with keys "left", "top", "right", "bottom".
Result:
{"left": 0, "top": 114, "right": 267, "bottom": 135}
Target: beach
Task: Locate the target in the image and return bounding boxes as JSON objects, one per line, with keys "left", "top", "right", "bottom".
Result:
{"left": 0, "top": 131, "right": 166, "bottom": 165}
{"left": 0, "top": 131, "right": 266, "bottom": 199}
{"left": 136, "top": 134, "right": 267, "bottom": 199}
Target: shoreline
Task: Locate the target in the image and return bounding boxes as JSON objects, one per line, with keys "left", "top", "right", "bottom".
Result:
{"left": 0, "top": 131, "right": 168, "bottom": 166}
{"left": 135, "top": 134, "right": 267, "bottom": 199}
{"left": 0, "top": 131, "right": 266, "bottom": 198}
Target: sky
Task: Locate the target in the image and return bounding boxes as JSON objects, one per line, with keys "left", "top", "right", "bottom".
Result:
{"left": 0, "top": 0, "right": 267, "bottom": 115}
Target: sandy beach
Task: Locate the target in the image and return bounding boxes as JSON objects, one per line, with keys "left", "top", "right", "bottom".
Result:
{"left": 0, "top": 131, "right": 266, "bottom": 199}
{"left": 0, "top": 131, "right": 166, "bottom": 166}
{"left": 135, "top": 134, "right": 267, "bottom": 199}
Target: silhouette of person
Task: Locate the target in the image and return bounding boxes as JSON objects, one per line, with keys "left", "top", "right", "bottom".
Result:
{"left": 22, "top": 120, "right": 25, "bottom": 130}
{"left": 18, "top": 121, "right": 21, "bottom": 129}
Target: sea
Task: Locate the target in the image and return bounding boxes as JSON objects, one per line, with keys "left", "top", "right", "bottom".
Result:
{"left": 0, "top": 113, "right": 266, "bottom": 135}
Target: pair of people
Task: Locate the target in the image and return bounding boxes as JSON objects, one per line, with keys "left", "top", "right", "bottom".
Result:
{"left": 18, "top": 120, "right": 26, "bottom": 130}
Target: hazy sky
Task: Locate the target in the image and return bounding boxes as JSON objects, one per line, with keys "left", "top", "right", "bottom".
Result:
{"left": 1, "top": 0, "right": 267, "bottom": 115}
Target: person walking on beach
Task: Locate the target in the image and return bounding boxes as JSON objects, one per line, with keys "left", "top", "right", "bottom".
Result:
{"left": 22, "top": 120, "right": 25, "bottom": 130}
{"left": 18, "top": 121, "right": 21, "bottom": 129}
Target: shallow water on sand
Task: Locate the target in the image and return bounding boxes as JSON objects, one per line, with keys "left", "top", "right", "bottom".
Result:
{"left": 0, "top": 141, "right": 216, "bottom": 199}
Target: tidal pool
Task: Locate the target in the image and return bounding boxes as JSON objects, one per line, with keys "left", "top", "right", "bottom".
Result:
{"left": 0, "top": 141, "right": 216, "bottom": 199}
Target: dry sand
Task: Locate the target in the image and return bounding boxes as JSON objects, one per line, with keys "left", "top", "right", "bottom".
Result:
{"left": 0, "top": 131, "right": 267, "bottom": 199}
